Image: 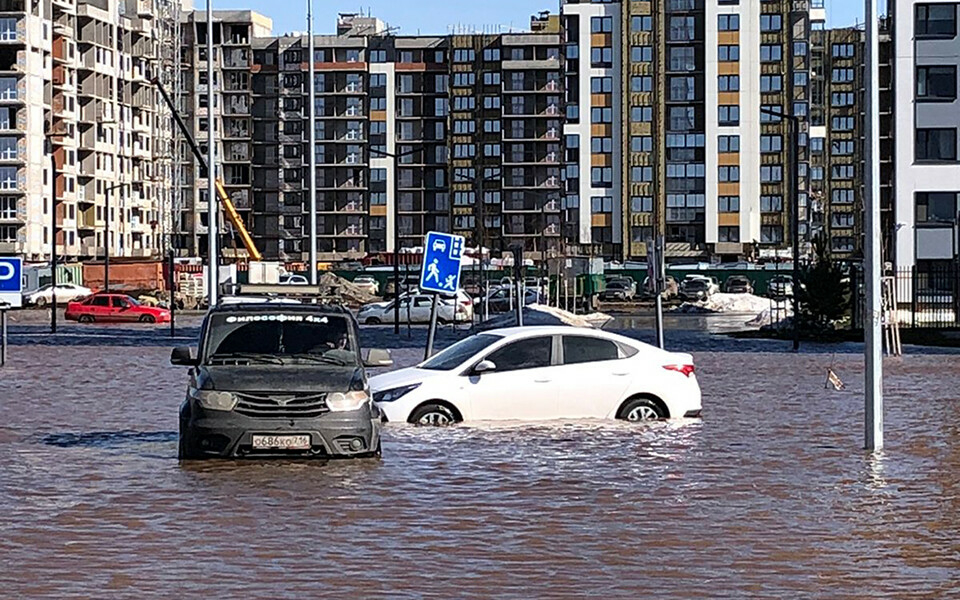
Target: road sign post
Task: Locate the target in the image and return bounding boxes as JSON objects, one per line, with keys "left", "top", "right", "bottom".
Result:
{"left": 419, "top": 231, "right": 466, "bottom": 359}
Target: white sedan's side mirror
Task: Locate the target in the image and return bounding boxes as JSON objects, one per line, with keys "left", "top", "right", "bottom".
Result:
{"left": 473, "top": 360, "right": 496, "bottom": 374}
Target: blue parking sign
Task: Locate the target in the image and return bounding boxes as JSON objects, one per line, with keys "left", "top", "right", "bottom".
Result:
{"left": 419, "top": 232, "right": 465, "bottom": 294}
{"left": 0, "top": 257, "right": 21, "bottom": 292}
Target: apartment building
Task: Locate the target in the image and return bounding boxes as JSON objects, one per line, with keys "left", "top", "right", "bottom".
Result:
{"left": 0, "top": 0, "right": 180, "bottom": 262}
{"left": 889, "top": 0, "right": 960, "bottom": 271}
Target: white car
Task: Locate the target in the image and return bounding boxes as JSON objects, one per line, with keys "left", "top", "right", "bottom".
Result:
{"left": 358, "top": 293, "right": 471, "bottom": 324}
{"left": 24, "top": 283, "right": 93, "bottom": 307}
{"left": 371, "top": 326, "right": 701, "bottom": 425}
{"left": 279, "top": 274, "right": 310, "bottom": 285}
{"left": 352, "top": 275, "right": 379, "bottom": 295}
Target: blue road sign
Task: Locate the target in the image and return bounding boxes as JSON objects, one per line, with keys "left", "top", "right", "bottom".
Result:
{"left": 0, "top": 257, "right": 21, "bottom": 292}
{"left": 419, "top": 231, "right": 465, "bottom": 294}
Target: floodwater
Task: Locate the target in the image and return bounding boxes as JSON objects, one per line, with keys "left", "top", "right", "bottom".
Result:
{"left": 2, "top": 322, "right": 960, "bottom": 598}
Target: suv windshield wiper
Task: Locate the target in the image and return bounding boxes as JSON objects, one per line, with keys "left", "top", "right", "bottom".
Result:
{"left": 209, "top": 352, "right": 285, "bottom": 365}
{"left": 287, "top": 353, "right": 351, "bottom": 366}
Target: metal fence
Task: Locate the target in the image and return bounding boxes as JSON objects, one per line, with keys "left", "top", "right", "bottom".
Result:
{"left": 853, "top": 262, "right": 960, "bottom": 329}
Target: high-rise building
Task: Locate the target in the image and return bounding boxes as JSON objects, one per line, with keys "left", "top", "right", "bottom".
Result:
{"left": 0, "top": 0, "right": 181, "bottom": 262}
{"left": 888, "top": 0, "right": 960, "bottom": 271}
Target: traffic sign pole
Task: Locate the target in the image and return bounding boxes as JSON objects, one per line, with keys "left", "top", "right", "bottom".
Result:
{"left": 424, "top": 294, "right": 439, "bottom": 360}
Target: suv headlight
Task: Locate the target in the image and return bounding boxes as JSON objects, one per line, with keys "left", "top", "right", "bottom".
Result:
{"left": 326, "top": 391, "right": 370, "bottom": 412}
{"left": 189, "top": 387, "right": 238, "bottom": 411}
{"left": 373, "top": 383, "right": 420, "bottom": 403}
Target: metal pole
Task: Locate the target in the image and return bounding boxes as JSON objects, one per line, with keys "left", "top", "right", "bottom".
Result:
{"left": 393, "top": 153, "right": 401, "bottom": 334}
{"left": 424, "top": 294, "right": 439, "bottom": 360}
{"left": 790, "top": 115, "right": 800, "bottom": 352}
{"left": 105, "top": 186, "right": 110, "bottom": 291}
{"left": 515, "top": 280, "right": 523, "bottom": 326}
{"left": 206, "top": 2, "right": 218, "bottom": 306}
{"left": 864, "top": 0, "right": 883, "bottom": 451}
{"left": 654, "top": 235, "right": 665, "bottom": 349}
{"left": 1, "top": 307, "right": 7, "bottom": 367}
{"left": 307, "top": 0, "right": 318, "bottom": 285}
{"left": 49, "top": 138, "right": 57, "bottom": 334}
{"left": 168, "top": 249, "right": 176, "bottom": 338}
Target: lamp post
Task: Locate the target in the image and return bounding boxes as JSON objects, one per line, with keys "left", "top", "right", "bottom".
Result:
{"left": 45, "top": 133, "right": 58, "bottom": 334}
{"left": 369, "top": 144, "right": 424, "bottom": 334}
{"left": 758, "top": 105, "right": 800, "bottom": 352}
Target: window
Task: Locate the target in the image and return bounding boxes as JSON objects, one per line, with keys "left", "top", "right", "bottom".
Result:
{"left": 718, "top": 45, "right": 739, "bottom": 62}
{"left": 631, "top": 136, "right": 653, "bottom": 152}
{"left": 483, "top": 47, "right": 500, "bottom": 61}
{"left": 631, "top": 46, "right": 652, "bottom": 62}
{"left": 591, "top": 16, "right": 613, "bottom": 32}
{"left": 631, "top": 16, "right": 653, "bottom": 32}
{"left": 591, "top": 46, "right": 613, "bottom": 67}
{"left": 831, "top": 165, "right": 855, "bottom": 179}
{"left": 832, "top": 189, "right": 855, "bottom": 204}
{"left": 592, "top": 137, "right": 613, "bottom": 153}
{"left": 832, "top": 237, "right": 855, "bottom": 252}
{"left": 832, "top": 140, "right": 855, "bottom": 155}
{"left": 832, "top": 68, "right": 855, "bottom": 83}
{"left": 719, "top": 166, "right": 740, "bottom": 182}
{"left": 718, "top": 226, "right": 740, "bottom": 242}
{"left": 0, "top": 195, "right": 15, "bottom": 219}
{"left": 718, "top": 135, "right": 740, "bottom": 153}
{"left": 593, "top": 107, "right": 614, "bottom": 123}
{"left": 631, "top": 106, "right": 653, "bottom": 122}
{"left": 669, "top": 46, "right": 696, "bottom": 71}
{"left": 832, "top": 43, "right": 855, "bottom": 58}
{"left": 484, "top": 337, "right": 553, "bottom": 372}
{"left": 592, "top": 76, "right": 613, "bottom": 93}
{"left": 761, "top": 195, "right": 783, "bottom": 212}
{"left": 916, "top": 191, "right": 958, "bottom": 223}
{"left": 453, "top": 49, "right": 475, "bottom": 63}
{"left": 916, "top": 128, "right": 958, "bottom": 162}
{"left": 669, "top": 16, "right": 695, "bottom": 41}
{"left": 483, "top": 72, "right": 500, "bottom": 86}
{"left": 760, "top": 75, "right": 782, "bottom": 92}
{"left": 832, "top": 212, "right": 856, "bottom": 228}
{"left": 760, "top": 14, "right": 782, "bottom": 32}
{"left": 631, "top": 166, "right": 654, "bottom": 182}
{"left": 718, "top": 14, "right": 740, "bottom": 31}
{"left": 831, "top": 92, "right": 855, "bottom": 106}
{"left": 719, "top": 196, "right": 740, "bottom": 212}
{"left": 832, "top": 116, "right": 854, "bottom": 131}
{"left": 917, "top": 66, "right": 957, "bottom": 101}
{"left": 718, "top": 75, "right": 740, "bottom": 91}
{"left": 760, "top": 135, "right": 782, "bottom": 153}
{"left": 760, "top": 225, "right": 784, "bottom": 243}
{"left": 669, "top": 76, "right": 695, "bottom": 101}
{"left": 562, "top": 336, "right": 619, "bottom": 364}
{"left": 631, "top": 196, "right": 653, "bottom": 212}
{"left": 916, "top": 4, "right": 957, "bottom": 38}
{"left": 760, "top": 44, "right": 782, "bottom": 62}
{"left": 761, "top": 165, "right": 783, "bottom": 182}
{"left": 632, "top": 76, "right": 653, "bottom": 92}
{"left": 718, "top": 105, "right": 740, "bottom": 126}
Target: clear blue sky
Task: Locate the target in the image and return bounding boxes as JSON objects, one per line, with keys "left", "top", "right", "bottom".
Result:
{"left": 196, "top": 1, "right": 868, "bottom": 36}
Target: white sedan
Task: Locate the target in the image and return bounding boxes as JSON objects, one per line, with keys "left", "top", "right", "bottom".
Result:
{"left": 371, "top": 326, "right": 701, "bottom": 425}
{"left": 24, "top": 283, "right": 93, "bottom": 307}
{"left": 359, "top": 293, "right": 472, "bottom": 325}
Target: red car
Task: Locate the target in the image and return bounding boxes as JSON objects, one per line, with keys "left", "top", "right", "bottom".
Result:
{"left": 65, "top": 293, "right": 171, "bottom": 324}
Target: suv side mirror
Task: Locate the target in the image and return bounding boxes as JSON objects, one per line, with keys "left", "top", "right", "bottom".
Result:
{"left": 170, "top": 347, "right": 198, "bottom": 366}
{"left": 473, "top": 360, "right": 496, "bottom": 374}
{"left": 364, "top": 348, "right": 393, "bottom": 368}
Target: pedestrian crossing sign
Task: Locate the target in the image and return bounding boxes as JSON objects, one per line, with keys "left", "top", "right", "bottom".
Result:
{"left": 420, "top": 231, "right": 465, "bottom": 295}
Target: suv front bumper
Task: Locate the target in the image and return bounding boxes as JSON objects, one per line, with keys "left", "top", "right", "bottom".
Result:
{"left": 180, "top": 401, "right": 382, "bottom": 459}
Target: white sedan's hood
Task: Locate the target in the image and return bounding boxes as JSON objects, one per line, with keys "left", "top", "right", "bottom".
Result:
{"left": 360, "top": 301, "right": 390, "bottom": 312}
{"left": 370, "top": 366, "right": 448, "bottom": 392}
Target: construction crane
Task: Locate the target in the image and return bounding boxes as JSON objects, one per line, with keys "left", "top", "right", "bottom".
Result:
{"left": 152, "top": 77, "right": 263, "bottom": 262}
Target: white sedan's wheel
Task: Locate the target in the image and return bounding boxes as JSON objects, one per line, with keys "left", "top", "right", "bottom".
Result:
{"left": 409, "top": 403, "right": 457, "bottom": 426}
{"left": 618, "top": 397, "right": 667, "bottom": 422}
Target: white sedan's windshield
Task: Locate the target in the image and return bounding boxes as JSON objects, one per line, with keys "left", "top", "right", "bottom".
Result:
{"left": 420, "top": 334, "right": 502, "bottom": 371}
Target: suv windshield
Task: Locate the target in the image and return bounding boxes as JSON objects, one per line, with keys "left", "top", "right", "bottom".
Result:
{"left": 420, "top": 334, "right": 502, "bottom": 371}
{"left": 203, "top": 313, "right": 356, "bottom": 366}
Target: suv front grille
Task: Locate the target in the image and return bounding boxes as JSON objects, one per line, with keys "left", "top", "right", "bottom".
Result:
{"left": 234, "top": 392, "right": 330, "bottom": 418}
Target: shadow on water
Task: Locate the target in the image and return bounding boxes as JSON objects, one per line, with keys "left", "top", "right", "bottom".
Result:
{"left": 39, "top": 430, "right": 178, "bottom": 448}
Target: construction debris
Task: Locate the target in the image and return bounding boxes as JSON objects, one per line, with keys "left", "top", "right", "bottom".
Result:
{"left": 318, "top": 272, "right": 377, "bottom": 307}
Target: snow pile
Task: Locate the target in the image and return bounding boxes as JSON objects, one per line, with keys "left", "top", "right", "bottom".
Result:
{"left": 476, "top": 304, "right": 613, "bottom": 331}
{"left": 672, "top": 292, "right": 774, "bottom": 315}
{"left": 319, "top": 272, "right": 377, "bottom": 306}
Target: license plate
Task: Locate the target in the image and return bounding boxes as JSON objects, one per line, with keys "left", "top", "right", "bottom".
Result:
{"left": 251, "top": 434, "right": 311, "bottom": 450}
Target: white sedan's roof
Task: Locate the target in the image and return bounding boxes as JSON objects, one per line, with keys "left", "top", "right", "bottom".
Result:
{"left": 481, "top": 325, "right": 624, "bottom": 341}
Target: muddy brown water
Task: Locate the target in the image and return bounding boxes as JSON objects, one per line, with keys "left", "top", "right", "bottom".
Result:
{"left": 1, "top": 324, "right": 959, "bottom": 598}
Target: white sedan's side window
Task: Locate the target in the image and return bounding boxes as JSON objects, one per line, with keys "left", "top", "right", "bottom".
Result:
{"left": 562, "top": 336, "right": 621, "bottom": 365}
{"left": 485, "top": 337, "right": 552, "bottom": 372}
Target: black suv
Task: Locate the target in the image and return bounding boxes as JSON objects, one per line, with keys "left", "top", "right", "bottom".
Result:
{"left": 171, "top": 303, "right": 392, "bottom": 459}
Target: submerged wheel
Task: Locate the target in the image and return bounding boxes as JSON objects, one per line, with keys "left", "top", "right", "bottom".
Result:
{"left": 78, "top": 314, "right": 94, "bottom": 323}
{"left": 140, "top": 314, "right": 156, "bottom": 323}
{"left": 409, "top": 403, "right": 458, "bottom": 427}
{"left": 35, "top": 297, "right": 48, "bottom": 308}
{"left": 618, "top": 397, "right": 667, "bottom": 422}
{"left": 365, "top": 316, "right": 381, "bottom": 325}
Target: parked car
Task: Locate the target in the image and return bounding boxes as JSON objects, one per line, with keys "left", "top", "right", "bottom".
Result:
{"left": 679, "top": 278, "right": 712, "bottom": 301}
{"left": 684, "top": 275, "right": 720, "bottom": 296}
{"left": 358, "top": 293, "right": 471, "bottom": 325}
{"left": 476, "top": 287, "right": 544, "bottom": 314}
{"left": 171, "top": 303, "right": 392, "bottom": 459}
{"left": 642, "top": 275, "right": 679, "bottom": 300}
{"left": 24, "top": 283, "right": 93, "bottom": 307}
{"left": 371, "top": 326, "right": 701, "bottom": 425}
{"left": 352, "top": 275, "right": 379, "bottom": 296}
{"left": 723, "top": 275, "right": 754, "bottom": 294}
{"left": 279, "top": 274, "right": 310, "bottom": 285}
{"left": 65, "top": 293, "right": 171, "bottom": 323}
{"left": 599, "top": 279, "right": 636, "bottom": 302}
{"left": 768, "top": 275, "right": 794, "bottom": 298}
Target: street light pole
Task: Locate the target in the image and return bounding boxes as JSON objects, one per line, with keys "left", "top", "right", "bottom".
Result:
{"left": 759, "top": 106, "right": 800, "bottom": 352}
{"left": 307, "top": 0, "right": 318, "bottom": 285}
{"left": 864, "top": 0, "right": 883, "bottom": 451}
{"left": 205, "top": 1, "right": 219, "bottom": 306}
{"left": 46, "top": 135, "right": 58, "bottom": 334}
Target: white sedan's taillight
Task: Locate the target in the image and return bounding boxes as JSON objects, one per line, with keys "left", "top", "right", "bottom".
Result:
{"left": 663, "top": 364, "right": 695, "bottom": 377}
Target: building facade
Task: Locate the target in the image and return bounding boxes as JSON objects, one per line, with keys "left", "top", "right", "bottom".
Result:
{"left": 890, "top": 0, "right": 960, "bottom": 270}
{"left": 0, "top": 0, "right": 180, "bottom": 262}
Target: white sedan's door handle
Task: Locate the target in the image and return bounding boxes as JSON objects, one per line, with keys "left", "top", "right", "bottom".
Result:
{"left": 534, "top": 379, "right": 551, "bottom": 383}
{"left": 611, "top": 372, "right": 631, "bottom": 376}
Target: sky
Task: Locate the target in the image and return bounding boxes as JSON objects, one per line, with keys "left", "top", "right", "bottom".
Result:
{"left": 195, "top": 1, "right": 868, "bottom": 37}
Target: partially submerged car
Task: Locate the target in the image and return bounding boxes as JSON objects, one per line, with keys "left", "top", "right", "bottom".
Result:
{"left": 723, "top": 275, "right": 754, "bottom": 294}
{"left": 172, "top": 303, "right": 392, "bottom": 459}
